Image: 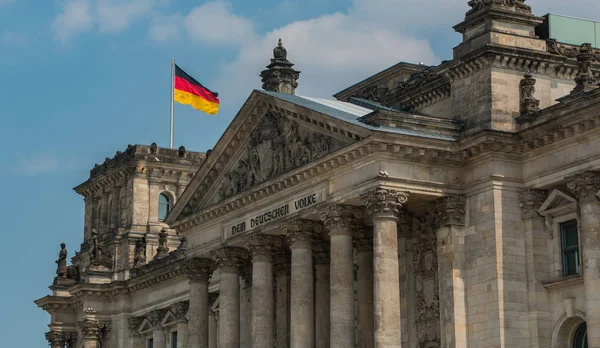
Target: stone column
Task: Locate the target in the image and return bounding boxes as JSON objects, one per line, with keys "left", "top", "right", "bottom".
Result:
{"left": 282, "top": 219, "right": 320, "bottom": 348}
{"left": 361, "top": 188, "right": 409, "bottom": 348}
{"left": 45, "top": 331, "right": 65, "bottom": 348}
{"left": 240, "top": 263, "right": 252, "bottom": 348}
{"left": 354, "top": 227, "right": 374, "bottom": 348}
{"left": 320, "top": 205, "right": 361, "bottom": 348}
{"left": 213, "top": 247, "right": 248, "bottom": 348}
{"left": 79, "top": 319, "right": 111, "bottom": 348}
{"left": 435, "top": 196, "right": 468, "bottom": 348}
{"left": 397, "top": 211, "right": 412, "bottom": 347}
{"left": 313, "top": 240, "right": 331, "bottom": 348}
{"left": 128, "top": 318, "right": 144, "bottom": 348}
{"left": 148, "top": 310, "right": 167, "bottom": 348}
{"left": 208, "top": 294, "right": 219, "bottom": 348}
{"left": 246, "top": 234, "right": 281, "bottom": 348}
{"left": 567, "top": 170, "right": 600, "bottom": 347}
{"left": 184, "top": 258, "right": 212, "bottom": 348}
{"left": 274, "top": 250, "right": 292, "bottom": 348}
{"left": 171, "top": 301, "right": 190, "bottom": 348}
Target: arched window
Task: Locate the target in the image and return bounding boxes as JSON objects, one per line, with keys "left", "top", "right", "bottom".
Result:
{"left": 158, "top": 193, "right": 171, "bottom": 221}
{"left": 573, "top": 322, "right": 588, "bottom": 348}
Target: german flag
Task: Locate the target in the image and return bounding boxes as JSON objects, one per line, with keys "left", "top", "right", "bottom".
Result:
{"left": 174, "top": 64, "right": 220, "bottom": 114}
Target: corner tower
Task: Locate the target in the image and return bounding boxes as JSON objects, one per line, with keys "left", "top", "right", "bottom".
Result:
{"left": 260, "top": 39, "right": 301, "bottom": 94}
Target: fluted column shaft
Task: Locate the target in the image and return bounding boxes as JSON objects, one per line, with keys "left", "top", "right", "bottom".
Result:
{"left": 208, "top": 294, "right": 219, "bottom": 348}
{"left": 283, "top": 220, "right": 319, "bottom": 348}
{"left": 355, "top": 228, "right": 374, "bottom": 348}
{"left": 213, "top": 247, "right": 248, "bottom": 348}
{"left": 362, "top": 188, "right": 409, "bottom": 348}
{"left": 246, "top": 234, "right": 281, "bottom": 348}
{"left": 568, "top": 171, "right": 600, "bottom": 346}
{"left": 314, "top": 241, "right": 331, "bottom": 348}
{"left": 320, "top": 205, "right": 361, "bottom": 348}
{"left": 184, "top": 258, "right": 212, "bottom": 348}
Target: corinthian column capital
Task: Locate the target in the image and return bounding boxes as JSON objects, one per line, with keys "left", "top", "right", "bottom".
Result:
{"left": 437, "top": 195, "right": 467, "bottom": 226}
{"left": 244, "top": 234, "right": 283, "bottom": 262}
{"left": 78, "top": 319, "right": 110, "bottom": 340}
{"left": 518, "top": 189, "right": 547, "bottom": 219}
{"left": 360, "top": 188, "right": 409, "bottom": 220}
{"left": 566, "top": 170, "right": 600, "bottom": 203}
{"left": 45, "top": 331, "right": 64, "bottom": 348}
{"left": 319, "top": 204, "right": 363, "bottom": 236}
{"left": 281, "top": 219, "right": 322, "bottom": 249}
{"left": 212, "top": 247, "right": 248, "bottom": 274}
{"left": 184, "top": 257, "right": 213, "bottom": 282}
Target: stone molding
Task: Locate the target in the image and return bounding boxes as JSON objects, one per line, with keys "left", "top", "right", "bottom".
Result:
{"left": 361, "top": 188, "right": 409, "bottom": 220}
{"left": 244, "top": 234, "right": 283, "bottom": 262}
{"left": 78, "top": 319, "right": 111, "bottom": 339}
{"left": 184, "top": 258, "right": 213, "bottom": 282}
{"left": 518, "top": 188, "right": 548, "bottom": 219}
{"left": 281, "top": 219, "right": 322, "bottom": 249}
{"left": 353, "top": 227, "right": 373, "bottom": 252}
{"left": 566, "top": 170, "right": 600, "bottom": 203}
{"left": 437, "top": 195, "right": 467, "bottom": 226}
{"left": 313, "top": 240, "right": 331, "bottom": 264}
{"left": 319, "top": 204, "right": 363, "bottom": 236}
{"left": 170, "top": 301, "right": 189, "bottom": 321}
{"left": 274, "top": 250, "right": 292, "bottom": 276}
{"left": 212, "top": 247, "right": 248, "bottom": 274}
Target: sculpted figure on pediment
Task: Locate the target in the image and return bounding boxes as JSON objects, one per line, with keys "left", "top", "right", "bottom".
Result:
{"left": 218, "top": 112, "right": 344, "bottom": 200}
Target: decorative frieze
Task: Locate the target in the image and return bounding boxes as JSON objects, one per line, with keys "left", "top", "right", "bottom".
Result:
{"left": 212, "top": 247, "right": 248, "bottom": 273}
{"left": 518, "top": 189, "right": 548, "bottom": 219}
{"left": 319, "top": 204, "right": 363, "bottom": 236}
{"left": 184, "top": 258, "right": 213, "bottom": 282}
{"left": 566, "top": 170, "right": 600, "bottom": 203}
{"left": 281, "top": 219, "right": 321, "bottom": 249}
{"left": 361, "top": 188, "right": 409, "bottom": 220}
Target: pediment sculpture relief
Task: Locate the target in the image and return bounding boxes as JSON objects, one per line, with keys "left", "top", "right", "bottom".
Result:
{"left": 217, "top": 112, "right": 345, "bottom": 201}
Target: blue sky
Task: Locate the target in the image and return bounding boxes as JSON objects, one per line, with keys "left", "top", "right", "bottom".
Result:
{"left": 0, "top": 0, "right": 598, "bottom": 346}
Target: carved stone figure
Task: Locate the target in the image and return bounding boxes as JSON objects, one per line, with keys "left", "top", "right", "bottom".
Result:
{"left": 217, "top": 112, "right": 343, "bottom": 200}
{"left": 89, "top": 229, "right": 113, "bottom": 268}
{"left": 520, "top": 73, "right": 540, "bottom": 114}
{"left": 467, "top": 0, "right": 531, "bottom": 15}
{"left": 414, "top": 203, "right": 441, "bottom": 348}
{"left": 573, "top": 43, "right": 599, "bottom": 93}
{"left": 55, "top": 243, "right": 68, "bottom": 279}
{"left": 134, "top": 235, "right": 147, "bottom": 267}
{"left": 155, "top": 229, "right": 170, "bottom": 259}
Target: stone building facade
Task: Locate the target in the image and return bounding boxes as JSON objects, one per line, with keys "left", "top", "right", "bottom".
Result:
{"left": 36, "top": 2, "right": 600, "bottom": 348}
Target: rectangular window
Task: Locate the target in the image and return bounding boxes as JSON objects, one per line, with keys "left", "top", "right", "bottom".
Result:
{"left": 171, "top": 331, "right": 178, "bottom": 348}
{"left": 147, "top": 338, "right": 153, "bottom": 348}
{"left": 561, "top": 220, "right": 580, "bottom": 277}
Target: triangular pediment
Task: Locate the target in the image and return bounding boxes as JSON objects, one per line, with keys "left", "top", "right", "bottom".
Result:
{"left": 538, "top": 189, "right": 577, "bottom": 217}
{"left": 138, "top": 318, "right": 154, "bottom": 334}
{"left": 161, "top": 310, "right": 177, "bottom": 327}
{"left": 167, "top": 90, "right": 369, "bottom": 225}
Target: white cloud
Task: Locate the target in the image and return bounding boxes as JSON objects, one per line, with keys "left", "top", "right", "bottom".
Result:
{"left": 184, "top": 2, "right": 257, "bottom": 47}
{"left": 52, "top": 0, "right": 93, "bottom": 44}
{"left": 148, "top": 13, "right": 181, "bottom": 43}
{"left": 15, "top": 152, "right": 77, "bottom": 176}
{"left": 0, "top": 30, "right": 24, "bottom": 44}
{"left": 96, "top": 0, "right": 163, "bottom": 33}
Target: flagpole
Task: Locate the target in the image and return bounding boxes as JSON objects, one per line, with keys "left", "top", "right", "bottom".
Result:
{"left": 170, "top": 58, "right": 175, "bottom": 149}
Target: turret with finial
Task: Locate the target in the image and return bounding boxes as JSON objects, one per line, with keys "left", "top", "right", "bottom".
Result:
{"left": 260, "top": 38, "right": 301, "bottom": 94}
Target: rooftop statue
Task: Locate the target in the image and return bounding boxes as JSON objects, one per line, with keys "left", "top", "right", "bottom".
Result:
{"left": 55, "top": 243, "right": 67, "bottom": 279}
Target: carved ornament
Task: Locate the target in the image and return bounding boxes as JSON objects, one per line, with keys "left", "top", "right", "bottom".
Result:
{"left": 78, "top": 319, "right": 111, "bottom": 339}
{"left": 361, "top": 188, "right": 409, "bottom": 220}
{"left": 212, "top": 247, "right": 248, "bottom": 273}
{"left": 128, "top": 317, "right": 144, "bottom": 333}
{"left": 170, "top": 301, "right": 189, "bottom": 321}
{"left": 281, "top": 219, "right": 321, "bottom": 249}
{"left": 319, "top": 204, "right": 363, "bottom": 236}
{"left": 520, "top": 73, "right": 540, "bottom": 116}
{"left": 573, "top": 43, "right": 599, "bottom": 93}
{"left": 467, "top": 0, "right": 531, "bottom": 16}
{"left": 155, "top": 229, "right": 170, "bottom": 259}
{"left": 88, "top": 229, "right": 113, "bottom": 268}
{"left": 183, "top": 258, "right": 213, "bottom": 282}
{"left": 518, "top": 189, "right": 547, "bottom": 219}
{"left": 244, "top": 234, "right": 283, "bottom": 262}
{"left": 217, "top": 112, "right": 343, "bottom": 201}
{"left": 133, "top": 235, "right": 147, "bottom": 267}
{"left": 437, "top": 195, "right": 467, "bottom": 226}
{"left": 566, "top": 170, "right": 600, "bottom": 203}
